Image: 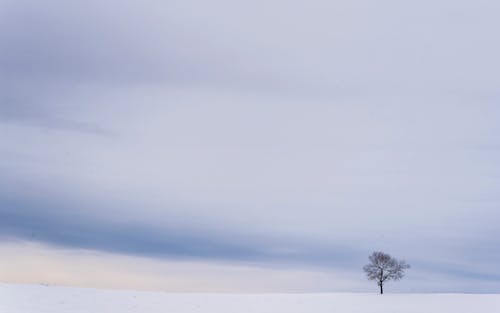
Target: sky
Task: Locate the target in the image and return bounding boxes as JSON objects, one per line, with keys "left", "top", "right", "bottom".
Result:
{"left": 1, "top": 0, "right": 500, "bottom": 293}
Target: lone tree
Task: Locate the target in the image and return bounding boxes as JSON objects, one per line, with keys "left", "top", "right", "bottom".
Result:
{"left": 363, "top": 251, "right": 410, "bottom": 294}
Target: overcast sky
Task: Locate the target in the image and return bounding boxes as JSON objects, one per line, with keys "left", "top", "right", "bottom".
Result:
{"left": 1, "top": 0, "right": 500, "bottom": 293}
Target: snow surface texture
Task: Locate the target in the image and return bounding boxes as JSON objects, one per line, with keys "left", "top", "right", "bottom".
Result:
{"left": 1, "top": 284, "right": 499, "bottom": 313}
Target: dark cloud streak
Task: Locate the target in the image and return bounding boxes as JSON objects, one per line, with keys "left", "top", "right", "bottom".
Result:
{"left": 0, "top": 193, "right": 361, "bottom": 269}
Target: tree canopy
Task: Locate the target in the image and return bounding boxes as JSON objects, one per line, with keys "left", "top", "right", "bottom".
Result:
{"left": 363, "top": 251, "right": 410, "bottom": 294}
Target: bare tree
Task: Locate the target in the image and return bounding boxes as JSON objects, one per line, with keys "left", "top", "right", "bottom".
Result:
{"left": 363, "top": 251, "right": 410, "bottom": 294}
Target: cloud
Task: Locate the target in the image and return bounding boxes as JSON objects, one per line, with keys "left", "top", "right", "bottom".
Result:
{"left": 1, "top": 86, "right": 500, "bottom": 290}
{"left": 1, "top": 0, "right": 500, "bottom": 292}
{"left": 0, "top": 188, "right": 362, "bottom": 269}
{"left": 0, "top": 241, "right": 365, "bottom": 292}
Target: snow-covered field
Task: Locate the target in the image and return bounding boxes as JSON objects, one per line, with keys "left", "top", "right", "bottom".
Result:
{"left": 1, "top": 283, "right": 499, "bottom": 313}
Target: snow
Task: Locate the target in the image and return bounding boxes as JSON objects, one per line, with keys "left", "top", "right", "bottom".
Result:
{"left": 1, "top": 283, "right": 499, "bottom": 313}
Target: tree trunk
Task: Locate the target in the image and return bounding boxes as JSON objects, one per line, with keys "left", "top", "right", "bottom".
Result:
{"left": 380, "top": 283, "right": 383, "bottom": 294}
